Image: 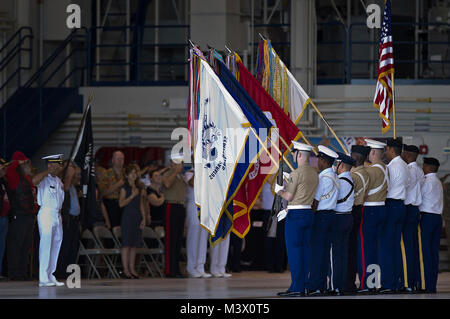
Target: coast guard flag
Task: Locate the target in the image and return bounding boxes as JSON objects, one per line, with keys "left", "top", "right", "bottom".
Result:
{"left": 373, "top": 0, "right": 395, "bottom": 134}
{"left": 194, "top": 59, "right": 250, "bottom": 236}
{"left": 69, "top": 102, "right": 96, "bottom": 229}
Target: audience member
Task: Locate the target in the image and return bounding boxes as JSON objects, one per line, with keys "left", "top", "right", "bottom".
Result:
{"left": 118, "top": 164, "right": 146, "bottom": 279}
{"left": 5, "top": 151, "right": 37, "bottom": 280}
{"left": 98, "top": 150, "right": 125, "bottom": 228}
{"left": 0, "top": 158, "right": 11, "bottom": 280}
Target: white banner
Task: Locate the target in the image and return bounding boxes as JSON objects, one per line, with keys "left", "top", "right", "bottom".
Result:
{"left": 194, "top": 60, "right": 250, "bottom": 235}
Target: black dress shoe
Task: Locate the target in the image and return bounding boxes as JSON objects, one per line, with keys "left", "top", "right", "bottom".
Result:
{"left": 277, "top": 289, "right": 291, "bottom": 296}
{"left": 131, "top": 274, "right": 140, "bottom": 279}
{"left": 398, "top": 287, "right": 413, "bottom": 294}
{"left": 286, "top": 291, "right": 305, "bottom": 297}
{"left": 175, "top": 273, "right": 186, "bottom": 278}
{"left": 308, "top": 289, "right": 323, "bottom": 297}
{"left": 378, "top": 287, "right": 394, "bottom": 294}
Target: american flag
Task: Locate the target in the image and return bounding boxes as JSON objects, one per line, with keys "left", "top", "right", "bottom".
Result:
{"left": 373, "top": 0, "right": 394, "bottom": 134}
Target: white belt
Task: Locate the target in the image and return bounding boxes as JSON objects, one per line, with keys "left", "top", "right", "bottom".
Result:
{"left": 363, "top": 201, "right": 385, "bottom": 206}
{"left": 287, "top": 205, "right": 311, "bottom": 210}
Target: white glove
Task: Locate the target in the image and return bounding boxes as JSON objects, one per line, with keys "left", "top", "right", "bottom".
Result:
{"left": 283, "top": 172, "right": 290, "bottom": 180}
{"left": 274, "top": 183, "right": 284, "bottom": 194}
{"left": 277, "top": 209, "right": 287, "bottom": 221}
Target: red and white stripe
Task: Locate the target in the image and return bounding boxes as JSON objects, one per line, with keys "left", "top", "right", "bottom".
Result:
{"left": 373, "top": 35, "right": 394, "bottom": 133}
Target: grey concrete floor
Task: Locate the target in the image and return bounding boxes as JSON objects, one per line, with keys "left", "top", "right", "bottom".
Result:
{"left": 1, "top": 271, "right": 450, "bottom": 299}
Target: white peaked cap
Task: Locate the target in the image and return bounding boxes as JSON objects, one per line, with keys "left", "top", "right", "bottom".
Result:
{"left": 365, "top": 138, "right": 386, "bottom": 149}
{"left": 317, "top": 145, "right": 339, "bottom": 159}
{"left": 42, "top": 154, "right": 63, "bottom": 162}
{"left": 291, "top": 141, "right": 313, "bottom": 152}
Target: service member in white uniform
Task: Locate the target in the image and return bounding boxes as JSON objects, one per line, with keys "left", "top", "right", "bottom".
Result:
{"left": 209, "top": 234, "right": 232, "bottom": 278}
{"left": 184, "top": 168, "right": 211, "bottom": 278}
{"left": 401, "top": 144, "right": 424, "bottom": 291}
{"left": 37, "top": 154, "right": 65, "bottom": 287}
{"left": 309, "top": 145, "right": 339, "bottom": 296}
{"left": 380, "top": 138, "right": 409, "bottom": 293}
{"left": 418, "top": 157, "right": 443, "bottom": 293}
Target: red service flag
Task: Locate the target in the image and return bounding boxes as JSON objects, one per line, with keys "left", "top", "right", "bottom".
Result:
{"left": 231, "top": 61, "right": 302, "bottom": 237}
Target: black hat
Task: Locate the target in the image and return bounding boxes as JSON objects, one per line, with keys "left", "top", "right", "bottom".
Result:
{"left": 351, "top": 145, "right": 370, "bottom": 157}
{"left": 387, "top": 138, "right": 403, "bottom": 148}
{"left": 403, "top": 144, "right": 420, "bottom": 154}
{"left": 337, "top": 152, "right": 356, "bottom": 166}
{"left": 423, "top": 157, "right": 440, "bottom": 167}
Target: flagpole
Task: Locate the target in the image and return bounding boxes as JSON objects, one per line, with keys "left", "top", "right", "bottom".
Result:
{"left": 308, "top": 101, "right": 349, "bottom": 155}
{"left": 248, "top": 127, "right": 288, "bottom": 182}
{"left": 392, "top": 73, "right": 397, "bottom": 139}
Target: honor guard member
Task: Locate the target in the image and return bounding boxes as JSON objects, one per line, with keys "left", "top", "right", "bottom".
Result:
{"left": 309, "top": 145, "right": 339, "bottom": 296}
{"left": 418, "top": 157, "right": 443, "bottom": 293}
{"left": 162, "top": 153, "right": 187, "bottom": 278}
{"left": 330, "top": 152, "right": 356, "bottom": 295}
{"left": 379, "top": 138, "right": 409, "bottom": 293}
{"left": 37, "top": 154, "right": 65, "bottom": 287}
{"left": 184, "top": 168, "right": 211, "bottom": 278}
{"left": 345, "top": 145, "right": 370, "bottom": 293}
{"left": 357, "top": 139, "right": 388, "bottom": 293}
{"left": 209, "top": 233, "right": 232, "bottom": 278}
{"left": 275, "top": 141, "right": 318, "bottom": 297}
{"left": 401, "top": 144, "right": 424, "bottom": 291}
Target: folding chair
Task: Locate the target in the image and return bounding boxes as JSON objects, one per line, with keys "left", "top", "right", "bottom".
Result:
{"left": 77, "top": 229, "right": 117, "bottom": 279}
{"left": 92, "top": 226, "right": 122, "bottom": 278}
{"left": 141, "top": 226, "right": 165, "bottom": 277}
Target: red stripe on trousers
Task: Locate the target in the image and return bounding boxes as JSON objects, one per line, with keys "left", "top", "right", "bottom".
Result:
{"left": 359, "top": 206, "right": 366, "bottom": 289}
{"left": 165, "top": 203, "right": 171, "bottom": 275}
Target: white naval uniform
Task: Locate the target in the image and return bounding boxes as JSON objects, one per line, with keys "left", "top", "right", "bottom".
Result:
{"left": 209, "top": 235, "right": 230, "bottom": 276}
{"left": 37, "top": 174, "right": 65, "bottom": 283}
{"left": 184, "top": 170, "right": 210, "bottom": 276}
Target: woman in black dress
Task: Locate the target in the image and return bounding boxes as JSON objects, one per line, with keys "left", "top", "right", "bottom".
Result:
{"left": 146, "top": 168, "right": 167, "bottom": 227}
{"left": 118, "top": 164, "right": 146, "bottom": 279}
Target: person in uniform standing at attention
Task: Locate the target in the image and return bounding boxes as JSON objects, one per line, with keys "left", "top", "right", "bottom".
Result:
{"left": 98, "top": 150, "right": 125, "bottom": 228}
{"left": 330, "top": 152, "right": 356, "bottom": 295}
{"left": 379, "top": 138, "right": 409, "bottom": 294}
{"left": 357, "top": 139, "right": 388, "bottom": 293}
{"left": 308, "top": 145, "right": 339, "bottom": 296}
{"left": 118, "top": 164, "right": 146, "bottom": 279}
{"left": 209, "top": 231, "right": 232, "bottom": 278}
{"left": 162, "top": 154, "right": 187, "bottom": 278}
{"left": 35, "top": 154, "right": 65, "bottom": 287}
{"left": 418, "top": 157, "right": 443, "bottom": 293}
{"left": 401, "top": 144, "right": 424, "bottom": 292}
{"left": 345, "top": 145, "right": 370, "bottom": 293}
{"left": 275, "top": 141, "right": 318, "bottom": 297}
{"left": 185, "top": 167, "right": 211, "bottom": 278}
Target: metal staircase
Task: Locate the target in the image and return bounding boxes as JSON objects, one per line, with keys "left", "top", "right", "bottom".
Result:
{"left": 0, "top": 28, "right": 87, "bottom": 159}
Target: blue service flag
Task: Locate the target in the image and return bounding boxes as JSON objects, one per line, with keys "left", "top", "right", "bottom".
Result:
{"left": 209, "top": 59, "right": 274, "bottom": 243}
